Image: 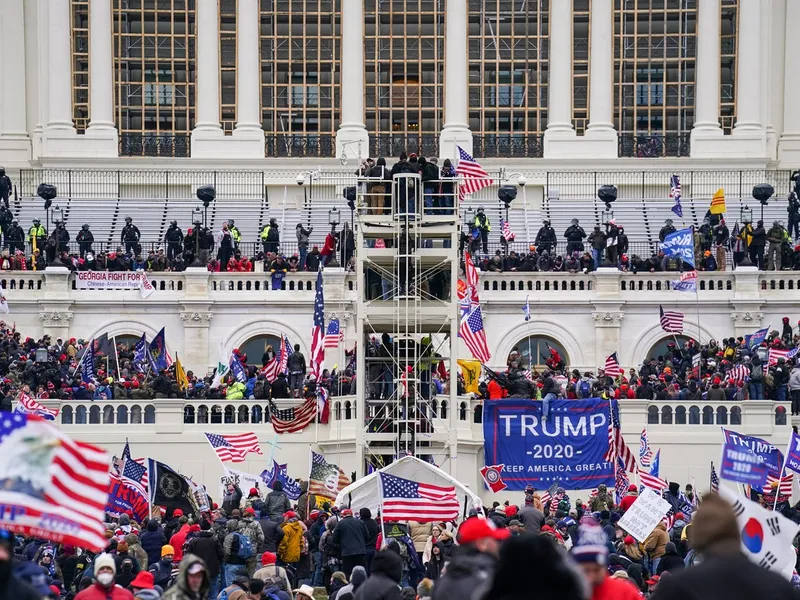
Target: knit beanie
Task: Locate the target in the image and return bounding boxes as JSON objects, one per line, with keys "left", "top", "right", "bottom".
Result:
{"left": 94, "top": 553, "right": 117, "bottom": 576}
{"left": 570, "top": 521, "right": 608, "bottom": 565}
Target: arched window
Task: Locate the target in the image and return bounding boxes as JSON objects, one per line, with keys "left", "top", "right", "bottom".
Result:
{"left": 345, "top": 401, "right": 352, "bottom": 420}
{"left": 431, "top": 399, "right": 438, "bottom": 416}
{"left": 224, "top": 406, "right": 235, "bottom": 423}
{"left": 675, "top": 405, "right": 686, "bottom": 424}
{"left": 702, "top": 405, "right": 714, "bottom": 424}
{"left": 238, "top": 406, "right": 250, "bottom": 423}
{"left": 333, "top": 402, "right": 341, "bottom": 420}
{"left": 661, "top": 406, "right": 673, "bottom": 424}
{"left": 508, "top": 336, "right": 569, "bottom": 369}
{"left": 239, "top": 334, "right": 283, "bottom": 368}
{"left": 441, "top": 400, "right": 448, "bottom": 419}
{"left": 716, "top": 406, "right": 728, "bottom": 425}
{"left": 61, "top": 405, "right": 74, "bottom": 425}
{"left": 103, "top": 405, "right": 115, "bottom": 424}
{"left": 89, "top": 405, "right": 101, "bottom": 424}
{"left": 198, "top": 405, "right": 209, "bottom": 424}
{"left": 131, "top": 405, "right": 142, "bottom": 424}
{"left": 474, "top": 404, "right": 483, "bottom": 423}
{"left": 645, "top": 336, "right": 696, "bottom": 362}
{"left": 647, "top": 406, "right": 659, "bottom": 424}
{"left": 211, "top": 405, "right": 223, "bottom": 424}
{"left": 76, "top": 405, "right": 87, "bottom": 424}
{"left": 117, "top": 405, "right": 129, "bottom": 424}
{"left": 184, "top": 405, "right": 196, "bottom": 424}
{"left": 776, "top": 406, "right": 787, "bottom": 426}
{"left": 689, "top": 405, "right": 700, "bottom": 424}
{"left": 144, "top": 405, "right": 156, "bottom": 423}
{"left": 252, "top": 406, "right": 263, "bottom": 424}
{"left": 731, "top": 406, "right": 742, "bottom": 425}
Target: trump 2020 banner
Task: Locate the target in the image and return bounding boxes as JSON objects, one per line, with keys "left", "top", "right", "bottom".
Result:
{"left": 483, "top": 398, "right": 614, "bottom": 491}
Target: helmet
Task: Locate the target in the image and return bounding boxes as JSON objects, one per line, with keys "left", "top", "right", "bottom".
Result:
{"left": 665, "top": 219, "right": 673, "bottom": 225}
{"left": 477, "top": 206, "right": 484, "bottom": 212}
{"left": 82, "top": 224, "right": 89, "bottom": 230}
{"left": 228, "top": 219, "right": 234, "bottom": 226}
{"left": 571, "top": 218, "right": 578, "bottom": 225}
{"left": 33, "top": 219, "right": 40, "bottom": 225}
{"left": 125, "top": 216, "right": 132, "bottom": 223}
{"left": 170, "top": 220, "right": 177, "bottom": 226}
{"left": 543, "top": 220, "right": 550, "bottom": 226}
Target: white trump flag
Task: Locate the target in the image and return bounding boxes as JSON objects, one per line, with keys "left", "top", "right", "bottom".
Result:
{"left": 719, "top": 486, "right": 800, "bottom": 579}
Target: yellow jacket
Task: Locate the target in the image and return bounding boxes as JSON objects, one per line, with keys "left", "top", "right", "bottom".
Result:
{"left": 226, "top": 381, "right": 245, "bottom": 400}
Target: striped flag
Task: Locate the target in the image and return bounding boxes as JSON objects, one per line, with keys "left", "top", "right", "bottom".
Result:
{"left": 263, "top": 335, "right": 293, "bottom": 382}
{"left": 639, "top": 428, "right": 654, "bottom": 468}
{"left": 269, "top": 397, "right": 317, "bottom": 434}
{"left": 710, "top": 462, "right": 720, "bottom": 493}
{"left": 204, "top": 432, "right": 262, "bottom": 463}
{"left": 615, "top": 457, "right": 631, "bottom": 504}
{"left": 459, "top": 305, "right": 491, "bottom": 363}
{"left": 118, "top": 441, "right": 148, "bottom": 490}
{"left": 764, "top": 473, "right": 793, "bottom": 496}
{"left": 727, "top": 364, "right": 750, "bottom": 383}
{"left": 14, "top": 392, "right": 59, "bottom": 420}
{"left": 659, "top": 305, "right": 685, "bottom": 333}
{"left": 309, "top": 450, "right": 351, "bottom": 501}
{"left": 456, "top": 146, "right": 491, "bottom": 201}
{"left": 310, "top": 271, "right": 325, "bottom": 378}
{"left": 379, "top": 472, "right": 460, "bottom": 522}
{"left": 121, "top": 456, "right": 149, "bottom": 498}
{"left": 540, "top": 481, "right": 560, "bottom": 506}
{"left": 324, "top": 318, "right": 343, "bottom": 349}
{"left": 0, "top": 413, "right": 111, "bottom": 551}
{"left": 768, "top": 347, "right": 799, "bottom": 366}
{"left": 639, "top": 450, "right": 668, "bottom": 492}
{"left": 605, "top": 400, "right": 636, "bottom": 472}
{"left": 500, "top": 218, "right": 516, "bottom": 242}
{"left": 670, "top": 175, "right": 683, "bottom": 218}
{"left": 604, "top": 352, "right": 622, "bottom": 378}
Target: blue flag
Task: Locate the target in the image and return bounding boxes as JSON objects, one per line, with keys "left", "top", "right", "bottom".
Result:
{"left": 720, "top": 435, "right": 769, "bottom": 487}
{"left": 783, "top": 431, "right": 800, "bottom": 476}
{"left": 260, "top": 460, "right": 302, "bottom": 500}
{"left": 650, "top": 449, "right": 661, "bottom": 478}
{"left": 230, "top": 353, "right": 247, "bottom": 383}
{"left": 748, "top": 326, "right": 770, "bottom": 349}
{"left": 670, "top": 175, "right": 683, "bottom": 218}
{"left": 149, "top": 327, "right": 169, "bottom": 372}
{"left": 81, "top": 341, "right": 96, "bottom": 384}
{"left": 660, "top": 227, "right": 695, "bottom": 268}
{"left": 133, "top": 333, "right": 148, "bottom": 373}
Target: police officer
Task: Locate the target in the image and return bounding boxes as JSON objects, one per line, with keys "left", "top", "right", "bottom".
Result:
{"left": 76, "top": 223, "right": 94, "bottom": 257}
{"left": 473, "top": 206, "right": 491, "bottom": 254}
{"left": 28, "top": 218, "right": 46, "bottom": 251}
{"left": 47, "top": 220, "right": 70, "bottom": 264}
{"left": 534, "top": 219, "right": 557, "bottom": 255}
{"left": 563, "top": 218, "right": 586, "bottom": 254}
{"left": 659, "top": 218, "right": 676, "bottom": 242}
{"left": 164, "top": 220, "right": 184, "bottom": 261}
{"left": 228, "top": 219, "right": 241, "bottom": 250}
{"left": 6, "top": 220, "right": 24, "bottom": 254}
{"left": 0, "top": 167, "right": 11, "bottom": 208}
{"left": 121, "top": 216, "right": 141, "bottom": 255}
{"left": 0, "top": 204, "right": 12, "bottom": 247}
{"left": 260, "top": 218, "right": 280, "bottom": 254}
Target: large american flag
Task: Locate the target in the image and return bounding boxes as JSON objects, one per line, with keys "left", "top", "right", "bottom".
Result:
{"left": 0, "top": 413, "right": 111, "bottom": 551}
{"left": 263, "top": 335, "right": 293, "bottom": 382}
{"left": 659, "top": 305, "right": 685, "bottom": 333}
{"left": 768, "top": 347, "right": 799, "bottom": 366}
{"left": 639, "top": 467, "right": 668, "bottom": 492}
{"left": 604, "top": 352, "right": 622, "bottom": 378}
{"left": 204, "top": 432, "right": 262, "bottom": 463}
{"left": 710, "top": 462, "right": 720, "bottom": 493}
{"left": 614, "top": 458, "right": 631, "bottom": 503}
{"left": 605, "top": 400, "right": 637, "bottom": 472}
{"left": 456, "top": 146, "right": 491, "bottom": 201}
{"left": 324, "top": 318, "right": 343, "bottom": 349}
{"left": 379, "top": 472, "right": 460, "bottom": 522}
{"left": 764, "top": 473, "right": 793, "bottom": 496}
{"left": 310, "top": 270, "right": 325, "bottom": 378}
{"left": 460, "top": 305, "right": 491, "bottom": 363}
{"left": 269, "top": 398, "right": 317, "bottom": 434}
{"left": 639, "top": 428, "right": 654, "bottom": 468}
{"left": 309, "top": 450, "right": 351, "bottom": 501}
{"left": 14, "top": 392, "right": 59, "bottom": 420}
{"left": 727, "top": 364, "right": 750, "bottom": 383}
{"left": 117, "top": 440, "right": 148, "bottom": 491}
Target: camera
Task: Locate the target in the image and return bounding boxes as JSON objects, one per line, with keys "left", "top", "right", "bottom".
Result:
{"left": 296, "top": 173, "right": 306, "bottom": 186}
{"left": 517, "top": 175, "right": 527, "bottom": 187}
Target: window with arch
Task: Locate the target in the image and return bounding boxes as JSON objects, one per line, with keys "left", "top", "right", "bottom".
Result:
{"left": 689, "top": 405, "right": 700, "bottom": 424}
{"left": 131, "top": 405, "right": 142, "bottom": 424}
{"left": 675, "top": 405, "right": 686, "bottom": 424}
{"left": 89, "top": 405, "right": 101, "bottom": 424}
{"left": 211, "top": 405, "right": 223, "bottom": 424}
{"left": 239, "top": 335, "right": 283, "bottom": 368}
{"left": 702, "top": 405, "right": 714, "bottom": 424}
{"left": 103, "top": 405, "right": 115, "bottom": 424}
{"left": 252, "top": 406, "right": 263, "bottom": 424}
{"left": 345, "top": 401, "right": 352, "bottom": 420}
{"left": 184, "top": 406, "right": 196, "bottom": 424}
{"left": 198, "top": 405, "right": 209, "bottom": 424}
{"left": 224, "top": 406, "right": 235, "bottom": 424}
{"left": 647, "top": 406, "right": 659, "bottom": 424}
{"left": 144, "top": 405, "right": 156, "bottom": 424}
{"left": 716, "top": 406, "right": 728, "bottom": 425}
{"left": 776, "top": 406, "right": 787, "bottom": 426}
{"left": 62, "top": 406, "right": 74, "bottom": 425}
{"left": 117, "top": 405, "right": 129, "bottom": 425}
{"left": 334, "top": 402, "right": 342, "bottom": 421}
{"left": 731, "top": 406, "right": 742, "bottom": 425}
{"left": 76, "top": 405, "right": 87, "bottom": 424}
{"left": 441, "top": 400, "right": 448, "bottom": 419}
{"left": 238, "top": 406, "right": 249, "bottom": 424}
{"left": 646, "top": 336, "right": 696, "bottom": 361}
{"left": 661, "top": 406, "right": 673, "bottom": 425}
{"left": 459, "top": 402, "right": 468, "bottom": 421}
{"left": 509, "top": 336, "right": 569, "bottom": 369}
{"left": 474, "top": 404, "right": 483, "bottom": 424}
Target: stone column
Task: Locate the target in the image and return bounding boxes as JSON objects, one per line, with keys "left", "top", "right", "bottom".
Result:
{"left": 582, "top": 0, "right": 617, "bottom": 157}
{"left": 690, "top": 0, "right": 723, "bottom": 157}
{"left": 45, "top": 0, "right": 75, "bottom": 132}
{"left": 85, "top": 0, "right": 119, "bottom": 154}
{"left": 438, "top": 0, "right": 472, "bottom": 157}
{"left": 733, "top": 0, "right": 763, "bottom": 132}
{"left": 191, "top": 0, "right": 224, "bottom": 155}
{"left": 180, "top": 310, "right": 213, "bottom": 375}
{"left": 543, "top": 0, "right": 576, "bottom": 157}
{"left": 592, "top": 309, "right": 625, "bottom": 371}
{"left": 232, "top": 0, "right": 265, "bottom": 156}
{"left": 779, "top": 0, "right": 800, "bottom": 162}
{"left": 0, "top": 0, "right": 31, "bottom": 164}
{"left": 335, "top": 0, "right": 369, "bottom": 161}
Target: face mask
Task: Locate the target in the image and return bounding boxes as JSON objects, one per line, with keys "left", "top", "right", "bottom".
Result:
{"left": 97, "top": 572, "right": 114, "bottom": 586}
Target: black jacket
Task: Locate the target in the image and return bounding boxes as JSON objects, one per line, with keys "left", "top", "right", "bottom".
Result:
{"left": 656, "top": 550, "right": 685, "bottom": 575}
{"left": 361, "top": 517, "right": 380, "bottom": 549}
{"left": 0, "top": 574, "right": 42, "bottom": 600}
{"left": 140, "top": 520, "right": 167, "bottom": 566}
{"left": 431, "top": 547, "right": 496, "bottom": 600}
{"left": 651, "top": 554, "right": 799, "bottom": 600}
{"left": 259, "top": 517, "right": 285, "bottom": 552}
{"left": 332, "top": 515, "right": 369, "bottom": 557}
{"left": 186, "top": 530, "right": 222, "bottom": 578}
{"left": 354, "top": 550, "right": 403, "bottom": 600}
{"left": 265, "top": 490, "right": 292, "bottom": 520}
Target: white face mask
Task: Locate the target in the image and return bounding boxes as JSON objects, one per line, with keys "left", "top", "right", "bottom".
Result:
{"left": 97, "top": 572, "right": 114, "bottom": 586}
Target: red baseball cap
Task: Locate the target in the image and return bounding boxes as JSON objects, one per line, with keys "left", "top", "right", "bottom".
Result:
{"left": 457, "top": 518, "right": 511, "bottom": 545}
{"left": 173, "top": 509, "right": 183, "bottom": 517}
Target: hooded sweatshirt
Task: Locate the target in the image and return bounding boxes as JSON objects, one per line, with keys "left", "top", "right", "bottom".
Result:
{"left": 335, "top": 565, "right": 367, "bottom": 600}
{"left": 161, "top": 554, "right": 209, "bottom": 600}
{"left": 354, "top": 550, "right": 402, "bottom": 600}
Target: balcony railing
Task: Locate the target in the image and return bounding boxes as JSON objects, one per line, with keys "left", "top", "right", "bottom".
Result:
{"left": 617, "top": 133, "right": 691, "bottom": 158}
{"left": 265, "top": 134, "right": 335, "bottom": 158}
{"left": 369, "top": 135, "right": 439, "bottom": 159}
{"left": 473, "top": 134, "right": 544, "bottom": 158}
{"left": 119, "top": 134, "right": 191, "bottom": 158}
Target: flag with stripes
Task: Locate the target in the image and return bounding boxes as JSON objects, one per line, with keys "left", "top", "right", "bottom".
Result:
{"left": 603, "top": 352, "right": 622, "bottom": 378}
{"left": 710, "top": 462, "right": 720, "bottom": 493}
{"left": 670, "top": 174, "right": 683, "bottom": 218}
{"left": 121, "top": 456, "right": 148, "bottom": 495}
{"left": 500, "top": 218, "right": 516, "bottom": 242}
{"left": 660, "top": 305, "right": 685, "bottom": 333}
{"left": 768, "top": 347, "right": 799, "bottom": 366}
{"left": 379, "top": 472, "right": 460, "bottom": 522}
{"left": 116, "top": 441, "right": 149, "bottom": 491}
{"left": 269, "top": 397, "right": 317, "bottom": 434}
{"left": 262, "top": 335, "right": 293, "bottom": 382}
{"left": 310, "top": 270, "right": 325, "bottom": 378}
{"left": 764, "top": 473, "right": 793, "bottom": 497}
{"left": 459, "top": 305, "right": 491, "bottom": 363}
{"left": 0, "top": 413, "right": 110, "bottom": 551}
{"left": 309, "top": 450, "right": 351, "bottom": 501}
{"left": 456, "top": 146, "right": 491, "bottom": 201}
{"left": 639, "top": 450, "right": 668, "bottom": 492}
{"left": 540, "top": 481, "right": 560, "bottom": 506}
{"left": 324, "top": 318, "right": 343, "bottom": 349}
{"left": 605, "top": 400, "right": 636, "bottom": 472}
{"left": 14, "top": 392, "right": 59, "bottom": 420}
{"left": 639, "top": 428, "right": 654, "bottom": 468}
{"left": 615, "top": 458, "right": 631, "bottom": 504}
{"left": 204, "top": 432, "right": 262, "bottom": 463}
{"left": 727, "top": 364, "right": 750, "bottom": 383}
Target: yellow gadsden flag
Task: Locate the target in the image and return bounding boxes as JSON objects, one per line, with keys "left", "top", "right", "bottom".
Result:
{"left": 710, "top": 188, "right": 726, "bottom": 214}
{"left": 175, "top": 354, "right": 189, "bottom": 391}
{"left": 458, "top": 359, "right": 482, "bottom": 394}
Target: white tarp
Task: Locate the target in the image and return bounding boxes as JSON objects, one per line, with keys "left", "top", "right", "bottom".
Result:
{"left": 334, "top": 456, "right": 482, "bottom": 518}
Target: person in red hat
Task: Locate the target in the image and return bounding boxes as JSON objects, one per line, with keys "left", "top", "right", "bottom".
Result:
{"left": 619, "top": 484, "right": 639, "bottom": 512}
{"left": 129, "top": 570, "right": 155, "bottom": 595}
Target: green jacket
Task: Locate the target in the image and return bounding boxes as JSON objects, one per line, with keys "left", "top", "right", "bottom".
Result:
{"left": 226, "top": 381, "right": 245, "bottom": 400}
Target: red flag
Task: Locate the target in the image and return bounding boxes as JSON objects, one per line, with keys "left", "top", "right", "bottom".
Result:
{"left": 480, "top": 464, "right": 508, "bottom": 493}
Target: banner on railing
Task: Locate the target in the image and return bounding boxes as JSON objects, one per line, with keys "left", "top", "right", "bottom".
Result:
{"left": 483, "top": 398, "right": 614, "bottom": 491}
{"left": 75, "top": 271, "right": 154, "bottom": 298}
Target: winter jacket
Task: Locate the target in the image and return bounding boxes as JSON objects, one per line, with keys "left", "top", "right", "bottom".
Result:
{"left": 789, "top": 367, "right": 800, "bottom": 391}
{"left": 518, "top": 505, "right": 544, "bottom": 535}
{"left": 186, "top": 530, "right": 222, "bottom": 578}
{"left": 254, "top": 563, "right": 292, "bottom": 594}
{"left": 407, "top": 521, "right": 432, "bottom": 553}
{"left": 431, "top": 547, "right": 495, "bottom": 600}
{"left": 644, "top": 522, "right": 669, "bottom": 559}
{"left": 265, "top": 490, "right": 292, "bottom": 520}
{"left": 169, "top": 525, "right": 191, "bottom": 562}
{"left": 354, "top": 550, "right": 403, "bottom": 600}
{"left": 125, "top": 534, "right": 150, "bottom": 571}
{"left": 0, "top": 575, "right": 42, "bottom": 600}
{"left": 335, "top": 565, "right": 368, "bottom": 600}
{"left": 238, "top": 516, "right": 265, "bottom": 550}
{"left": 259, "top": 517, "right": 286, "bottom": 552}
{"left": 278, "top": 519, "right": 306, "bottom": 564}
{"left": 148, "top": 557, "right": 175, "bottom": 589}
{"left": 222, "top": 484, "right": 243, "bottom": 515}
{"left": 140, "top": 520, "right": 167, "bottom": 567}
{"left": 161, "top": 554, "right": 210, "bottom": 600}
{"left": 656, "top": 549, "right": 685, "bottom": 575}
{"left": 332, "top": 515, "right": 370, "bottom": 557}
{"left": 74, "top": 582, "right": 134, "bottom": 600}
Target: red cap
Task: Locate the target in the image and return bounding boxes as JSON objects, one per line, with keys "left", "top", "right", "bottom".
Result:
{"left": 244, "top": 507, "right": 255, "bottom": 515}
{"left": 285, "top": 510, "right": 298, "bottom": 519}
{"left": 341, "top": 508, "right": 353, "bottom": 517}
{"left": 249, "top": 488, "right": 259, "bottom": 496}
{"left": 628, "top": 484, "right": 637, "bottom": 491}
{"left": 212, "top": 503, "right": 219, "bottom": 510}
{"left": 624, "top": 535, "right": 635, "bottom": 545}
{"left": 173, "top": 509, "right": 183, "bottom": 517}
{"left": 675, "top": 512, "right": 685, "bottom": 520}
{"left": 261, "top": 551, "right": 277, "bottom": 565}
{"left": 129, "top": 571, "right": 155, "bottom": 589}
{"left": 646, "top": 575, "right": 661, "bottom": 585}
{"left": 504, "top": 505, "right": 518, "bottom": 518}
{"left": 457, "top": 518, "right": 511, "bottom": 545}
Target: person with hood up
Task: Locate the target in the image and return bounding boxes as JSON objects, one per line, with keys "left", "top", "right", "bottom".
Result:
{"left": 359, "top": 508, "right": 380, "bottom": 574}
{"left": 238, "top": 507, "right": 265, "bottom": 575}
{"left": 75, "top": 553, "right": 134, "bottom": 600}
{"left": 651, "top": 493, "right": 799, "bottom": 600}
{"left": 265, "top": 481, "right": 292, "bottom": 521}
{"left": 0, "top": 530, "right": 42, "bottom": 600}
{"left": 277, "top": 511, "right": 307, "bottom": 568}
{"left": 141, "top": 520, "right": 167, "bottom": 567}
{"left": 354, "top": 549, "right": 403, "bottom": 600}
{"left": 222, "top": 483, "right": 243, "bottom": 515}
{"left": 334, "top": 565, "right": 367, "bottom": 600}
{"left": 169, "top": 518, "right": 191, "bottom": 563}
{"left": 422, "top": 543, "right": 446, "bottom": 582}
{"left": 656, "top": 542, "right": 684, "bottom": 575}
{"left": 643, "top": 521, "right": 669, "bottom": 573}
{"left": 161, "top": 555, "right": 209, "bottom": 600}
{"left": 186, "top": 521, "right": 222, "bottom": 599}
{"left": 296, "top": 480, "right": 316, "bottom": 522}
{"left": 589, "top": 484, "right": 614, "bottom": 512}
{"left": 126, "top": 533, "right": 150, "bottom": 571}
{"left": 328, "top": 572, "right": 348, "bottom": 600}
{"left": 570, "top": 520, "right": 639, "bottom": 600}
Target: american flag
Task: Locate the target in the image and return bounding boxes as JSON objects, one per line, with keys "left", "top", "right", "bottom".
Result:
{"left": 14, "top": 392, "right": 59, "bottom": 420}
{"left": 204, "top": 432, "right": 262, "bottom": 463}
{"left": 309, "top": 450, "right": 351, "bottom": 501}
{"left": 710, "top": 462, "right": 720, "bottom": 493}
{"left": 639, "top": 467, "right": 668, "bottom": 492}
{"left": 379, "top": 472, "right": 460, "bottom": 522}
{"left": 605, "top": 400, "right": 637, "bottom": 472}
{"left": 263, "top": 335, "right": 293, "bottom": 382}
{"left": 324, "top": 318, "right": 343, "bottom": 349}
{"left": 456, "top": 146, "right": 491, "bottom": 201}
{"left": 500, "top": 218, "right": 516, "bottom": 242}
{"left": 670, "top": 175, "right": 683, "bottom": 218}
{"left": 662, "top": 510, "right": 676, "bottom": 531}
{"left": 764, "top": 473, "right": 793, "bottom": 496}
{"left": 0, "top": 413, "right": 111, "bottom": 551}
{"left": 117, "top": 440, "right": 148, "bottom": 491}
{"left": 727, "top": 364, "right": 750, "bottom": 383}
{"left": 460, "top": 305, "right": 491, "bottom": 363}
{"left": 615, "top": 457, "right": 631, "bottom": 503}
{"left": 768, "top": 347, "right": 799, "bottom": 366}
{"left": 639, "top": 428, "right": 654, "bottom": 468}
{"left": 659, "top": 305, "right": 685, "bottom": 333}
{"left": 540, "top": 481, "right": 560, "bottom": 506}
{"left": 604, "top": 352, "right": 622, "bottom": 378}
{"left": 121, "top": 457, "right": 149, "bottom": 497}
{"left": 310, "top": 270, "right": 325, "bottom": 378}
{"left": 269, "top": 397, "right": 317, "bottom": 434}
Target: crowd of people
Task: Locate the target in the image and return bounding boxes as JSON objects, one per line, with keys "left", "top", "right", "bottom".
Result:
{"left": 2, "top": 475, "right": 798, "bottom": 600}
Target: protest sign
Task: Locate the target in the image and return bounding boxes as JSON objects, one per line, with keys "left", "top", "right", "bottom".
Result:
{"left": 617, "top": 488, "right": 672, "bottom": 542}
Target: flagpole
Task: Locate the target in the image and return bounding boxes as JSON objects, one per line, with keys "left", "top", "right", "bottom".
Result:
{"left": 71, "top": 338, "right": 93, "bottom": 378}
{"left": 773, "top": 433, "right": 793, "bottom": 511}
{"left": 113, "top": 335, "right": 122, "bottom": 381}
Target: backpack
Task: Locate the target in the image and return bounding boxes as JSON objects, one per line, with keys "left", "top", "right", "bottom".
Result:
{"left": 233, "top": 531, "right": 254, "bottom": 560}
{"left": 260, "top": 565, "right": 287, "bottom": 591}
{"left": 578, "top": 380, "right": 591, "bottom": 398}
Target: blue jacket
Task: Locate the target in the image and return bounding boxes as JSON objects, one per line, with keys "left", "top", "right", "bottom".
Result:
{"left": 140, "top": 520, "right": 167, "bottom": 566}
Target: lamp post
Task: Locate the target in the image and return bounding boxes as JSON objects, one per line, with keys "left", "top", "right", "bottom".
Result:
{"left": 739, "top": 205, "right": 754, "bottom": 267}
{"left": 327, "top": 207, "right": 341, "bottom": 268}
{"left": 503, "top": 171, "right": 528, "bottom": 242}
{"left": 190, "top": 207, "right": 203, "bottom": 267}
{"left": 49, "top": 205, "right": 64, "bottom": 266}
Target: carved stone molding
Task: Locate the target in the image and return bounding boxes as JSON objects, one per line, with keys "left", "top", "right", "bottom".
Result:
{"left": 591, "top": 311, "right": 624, "bottom": 326}
{"left": 729, "top": 311, "right": 764, "bottom": 326}
{"left": 179, "top": 311, "right": 213, "bottom": 326}
{"left": 38, "top": 311, "right": 74, "bottom": 326}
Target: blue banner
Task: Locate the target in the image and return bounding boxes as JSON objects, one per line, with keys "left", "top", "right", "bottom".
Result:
{"left": 720, "top": 438, "right": 769, "bottom": 487}
{"left": 483, "top": 398, "right": 614, "bottom": 491}
{"left": 660, "top": 227, "right": 695, "bottom": 267}
{"left": 721, "top": 428, "right": 782, "bottom": 472}
{"left": 106, "top": 476, "right": 150, "bottom": 524}
{"left": 260, "top": 460, "right": 302, "bottom": 500}
{"left": 784, "top": 431, "right": 800, "bottom": 476}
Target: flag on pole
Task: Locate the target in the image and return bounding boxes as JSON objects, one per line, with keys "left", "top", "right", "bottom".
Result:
{"left": 605, "top": 400, "right": 636, "bottom": 472}
{"left": 523, "top": 295, "right": 531, "bottom": 321}
{"left": 672, "top": 269, "right": 698, "bottom": 293}
{"left": 148, "top": 327, "right": 171, "bottom": 372}
{"left": 669, "top": 175, "right": 683, "bottom": 218}
{"left": 229, "top": 353, "right": 247, "bottom": 383}
{"left": 763, "top": 473, "right": 793, "bottom": 497}
{"left": 748, "top": 326, "right": 771, "bottom": 349}
{"left": 500, "top": 218, "right": 516, "bottom": 242}
{"left": 603, "top": 352, "right": 622, "bottom": 377}
{"left": 132, "top": 333, "right": 148, "bottom": 373}
{"left": 263, "top": 335, "right": 293, "bottom": 382}
{"left": 81, "top": 341, "right": 96, "bottom": 384}
{"left": 710, "top": 462, "right": 720, "bottom": 492}
{"left": 639, "top": 428, "right": 654, "bottom": 468}
{"left": 14, "top": 392, "right": 59, "bottom": 420}
{"left": 456, "top": 146, "right": 491, "bottom": 201}
{"left": 204, "top": 432, "right": 262, "bottom": 463}
{"left": 639, "top": 449, "right": 668, "bottom": 492}
{"left": 0, "top": 282, "right": 10, "bottom": 314}
{"left": 175, "top": 355, "right": 189, "bottom": 391}
{"left": 614, "top": 457, "right": 631, "bottom": 504}
{"left": 138, "top": 271, "right": 154, "bottom": 299}
{"left": 768, "top": 347, "right": 799, "bottom": 366}
{"left": 324, "top": 318, "right": 342, "bottom": 349}
{"left": 710, "top": 188, "right": 726, "bottom": 215}
{"left": 260, "top": 461, "right": 303, "bottom": 500}
{"left": 659, "top": 305, "right": 685, "bottom": 333}
{"left": 309, "top": 450, "right": 351, "bottom": 501}
{"left": 459, "top": 305, "right": 491, "bottom": 363}
{"left": 310, "top": 270, "right": 325, "bottom": 378}
{"left": 211, "top": 343, "right": 230, "bottom": 389}
{"left": 379, "top": 472, "right": 460, "bottom": 522}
